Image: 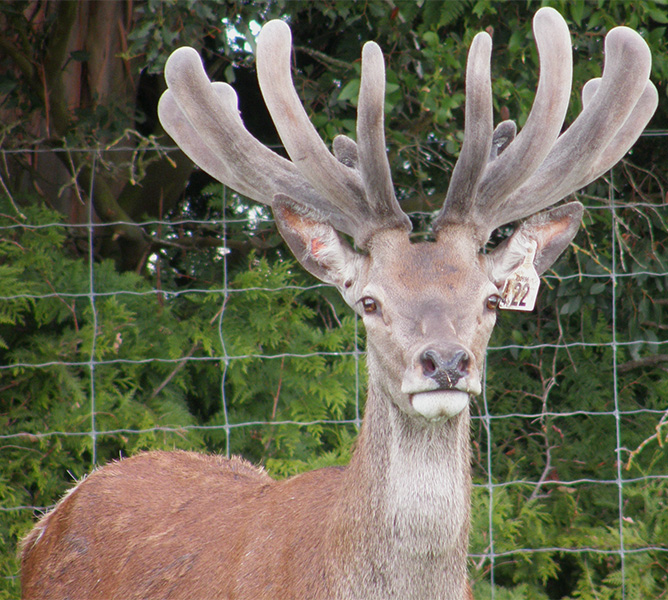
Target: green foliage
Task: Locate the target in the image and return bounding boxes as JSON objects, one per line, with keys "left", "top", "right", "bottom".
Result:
{"left": 0, "top": 194, "right": 359, "bottom": 595}
{"left": 204, "top": 249, "right": 361, "bottom": 471}
{"left": 125, "top": 0, "right": 289, "bottom": 75}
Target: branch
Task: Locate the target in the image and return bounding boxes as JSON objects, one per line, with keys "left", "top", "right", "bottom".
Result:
{"left": 50, "top": 145, "right": 151, "bottom": 270}
{"left": 42, "top": 1, "right": 80, "bottom": 136}
{"left": 0, "top": 34, "right": 42, "bottom": 100}
{"left": 293, "top": 45, "right": 355, "bottom": 71}
{"left": 0, "top": 33, "right": 34, "bottom": 81}
{"left": 43, "top": 1, "right": 79, "bottom": 86}
{"left": 618, "top": 354, "right": 668, "bottom": 373}
{"left": 625, "top": 410, "right": 668, "bottom": 471}
{"left": 641, "top": 321, "right": 668, "bottom": 331}
{"left": 149, "top": 305, "right": 224, "bottom": 401}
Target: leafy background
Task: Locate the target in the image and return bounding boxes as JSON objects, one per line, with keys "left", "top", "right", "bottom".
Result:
{"left": 1, "top": 1, "right": 667, "bottom": 598}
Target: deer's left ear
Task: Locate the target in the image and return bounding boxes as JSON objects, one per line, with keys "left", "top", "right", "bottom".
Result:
{"left": 272, "top": 194, "right": 362, "bottom": 288}
{"left": 487, "top": 202, "right": 584, "bottom": 285}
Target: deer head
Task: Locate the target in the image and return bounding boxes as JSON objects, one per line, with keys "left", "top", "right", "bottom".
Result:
{"left": 158, "top": 8, "right": 656, "bottom": 423}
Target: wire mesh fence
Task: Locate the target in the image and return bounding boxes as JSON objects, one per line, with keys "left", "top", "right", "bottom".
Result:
{"left": 1, "top": 135, "right": 667, "bottom": 597}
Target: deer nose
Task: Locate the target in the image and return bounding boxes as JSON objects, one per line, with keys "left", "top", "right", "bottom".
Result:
{"left": 419, "top": 347, "right": 470, "bottom": 389}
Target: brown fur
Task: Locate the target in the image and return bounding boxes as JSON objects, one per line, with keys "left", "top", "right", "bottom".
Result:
{"left": 21, "top": 413, "right": 469, "bottom": 599}
{"left": 21, "top": 224, "right": 574, "bottom": 600}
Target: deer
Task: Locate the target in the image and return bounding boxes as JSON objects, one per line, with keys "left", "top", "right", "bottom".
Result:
{"left": 20, "top": 8, "right": 656, "bottom": 600}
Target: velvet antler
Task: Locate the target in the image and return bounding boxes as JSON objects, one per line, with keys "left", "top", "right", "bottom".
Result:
{"left": 158, "top": 21, "right": 410, "bottom": 248}
{"left": 159, "top": 8, "right": 656, "bottom": 249}
{"left": 433, "top": 7, "right": 658, "bottom": 243}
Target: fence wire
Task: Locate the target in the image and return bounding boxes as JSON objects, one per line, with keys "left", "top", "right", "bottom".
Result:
{"left": 1, "top": 136, "right": 667, "bottom": 597}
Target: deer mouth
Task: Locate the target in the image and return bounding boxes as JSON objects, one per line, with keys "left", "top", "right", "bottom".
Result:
{"left": 401, "top": 346, "right": 481, "bottom": 421}
{"left": 410, "top": 390, "right": 470, "bottom": 421}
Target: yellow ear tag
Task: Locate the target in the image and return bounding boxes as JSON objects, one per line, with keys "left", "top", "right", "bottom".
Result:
{"left": 499, "top": 239, "right": 540, "bottom": 312}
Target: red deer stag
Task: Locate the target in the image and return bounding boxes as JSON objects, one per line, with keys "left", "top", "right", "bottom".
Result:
{"left": 21, "top": 8, "right": 656, "bottom": 600}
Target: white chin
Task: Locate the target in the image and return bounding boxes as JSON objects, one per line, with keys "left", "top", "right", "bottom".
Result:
{"left": 411, "top": 391, "right": 469, "bottom": 421}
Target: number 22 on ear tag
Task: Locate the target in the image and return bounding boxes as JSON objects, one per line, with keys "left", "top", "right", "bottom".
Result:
{"left": 499, "top": 240, "right": 540, "bottom": 312}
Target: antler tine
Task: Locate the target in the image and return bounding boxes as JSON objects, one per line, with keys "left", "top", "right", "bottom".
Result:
{"left": 572, "top": 78, "right": 658, "bottom": 190}
{"left": 257, "top": 20, "right": 410, "bottom": 247}
{"left": 256, "top": 21, "right": 363, "bottom": 208}
{"left": 158, "top": 48, "right": 349, "bottom": 229}
{"left": 356, "top": 42, "right": 412, "bottom": 232}
{"left": 433, "top": 32, "right": 493, "bottom": 228}
{"left": 474, "top": 8, "right": 572, "bottom": 213}
{"left": 485, "top": 25, "right": 653, "bottom": 232}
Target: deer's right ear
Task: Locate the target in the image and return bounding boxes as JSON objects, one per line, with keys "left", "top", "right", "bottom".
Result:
{"left": 272, "top": 194, "right": 362, "bottom": 288}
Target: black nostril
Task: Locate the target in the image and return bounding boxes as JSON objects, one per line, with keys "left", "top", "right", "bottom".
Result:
{"left": 454, "top": 350, "right": 470, "bottom": 377}
{"left": 420, "top": 350, "right": 439, "bottom": 378}
{"left": 420, "top": 347, "right": 470, "bottom": 389}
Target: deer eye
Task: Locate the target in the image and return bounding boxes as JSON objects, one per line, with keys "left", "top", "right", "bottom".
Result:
{"left": 486, "top": 294, "right": 502, "bottom": 311}
{"left": 361, "top": 297, "right": 380, "bottom": 315}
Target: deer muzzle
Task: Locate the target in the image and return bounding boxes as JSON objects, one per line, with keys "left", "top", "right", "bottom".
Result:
{"left": 401, "top": 343, "right": 481, "bottom": 421}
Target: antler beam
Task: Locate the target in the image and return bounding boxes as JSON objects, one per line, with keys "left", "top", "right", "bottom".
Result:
{"left": 159, "top": 21, "right": 411, "bottom": 248}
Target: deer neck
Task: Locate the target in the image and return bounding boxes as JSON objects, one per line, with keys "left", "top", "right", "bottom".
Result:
{"left": 326, "top": 377, "right": 472, "bottom": 598}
